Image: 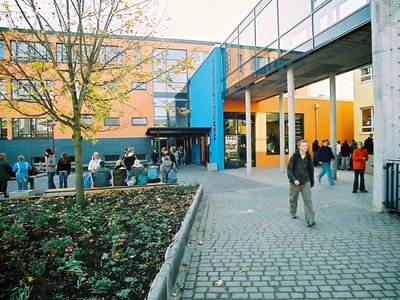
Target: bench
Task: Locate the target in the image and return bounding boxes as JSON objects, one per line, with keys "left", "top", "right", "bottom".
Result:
{"left": 43, "top": 182, "right": 178, "bottom": 197}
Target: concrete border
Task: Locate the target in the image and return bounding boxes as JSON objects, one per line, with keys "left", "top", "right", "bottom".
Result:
{"left": 147, "top": 185, "right": 203, "bottom": 300}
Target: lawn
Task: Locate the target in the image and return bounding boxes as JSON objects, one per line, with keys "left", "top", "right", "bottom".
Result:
{"left": 0, "top": 186, "right": 198, "bottom": 300}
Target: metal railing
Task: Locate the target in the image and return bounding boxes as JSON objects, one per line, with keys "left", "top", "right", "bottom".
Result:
{"left": 385, "top": 160, "right": 400, "bottom": 212}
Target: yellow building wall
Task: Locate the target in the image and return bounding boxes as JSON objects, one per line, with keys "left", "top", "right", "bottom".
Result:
{"left": 353, "top": 68, "right": 374, "bottom": 142}
{"left": 224, "top": 96, "right": 354, "bottom": 167}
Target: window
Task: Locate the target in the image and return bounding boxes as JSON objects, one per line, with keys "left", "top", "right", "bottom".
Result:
{"left": 266, "top": 113, "right": 304, "bottom": 154}
{"left": 12, "top": 80, "right": 52, "bottom": 100}
{"left": 99, "top": 45, "right": 123, "bottom": 65}
{"left": 104, "top": 154, "right": 120, "bottom": 162}
{"left": 104, "top": 117, "right": 120, "bottom": 126}
{"left": 0, "top": 41, "right": 4, "bottom": 60}
{"left": 0, "top": 118, "right": 7, "bottom": 138}
{"left": 361, "top": 107, "right": 373, "bottom": 133}
{"left": 131, "top": 82, "right": 147, "bottom": 90}
{"left": 57, "top": 43, "right": 90, "bottom": 64}
{"left": 12, "top": 118, "right": 52, "bottom": 138}
{"left": 81, "top": 118, "right": 93, "bottom": 126}
{"left": 11, "top": 41, "right": 50, "bottom": 61}
{"left": 0, "top": 80, "right": 5, "bottom": 99}
{"left": 360, "top": 66, "right": 372, "bottom": 82}
{"left": 131, "top": 117, "right": 147, "bottom": 126}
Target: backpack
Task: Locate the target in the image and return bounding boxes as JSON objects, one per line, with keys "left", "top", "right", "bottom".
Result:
{"left": 137, "top": 173, "right": 148, "bottom": 185}
{"left": 83, "top": 174, "right": 92, "bottom": 188}
{"left": 166, "top": 167, "right": 177, "bottom": 183}
{"left": 147, "top": 167, "right": 161, "bottom": 183}
{"left": 28, "top": 165, "right": 38, "bottom": 176}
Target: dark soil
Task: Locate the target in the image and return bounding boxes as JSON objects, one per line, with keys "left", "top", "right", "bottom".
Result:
{"left": 0, "top": 186, "right": 198, "bottom": 300}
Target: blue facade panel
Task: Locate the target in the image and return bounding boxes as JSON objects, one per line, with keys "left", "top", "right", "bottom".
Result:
{"left": 0, "top": 137, "right": 152, "bottom": 165}
{"left": 190, "top": 48, "right": 225, "bottom": 170}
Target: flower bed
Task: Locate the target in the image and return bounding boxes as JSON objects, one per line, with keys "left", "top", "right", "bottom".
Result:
{"left": 0, "top": 186, "right": 198, "bottom": 300}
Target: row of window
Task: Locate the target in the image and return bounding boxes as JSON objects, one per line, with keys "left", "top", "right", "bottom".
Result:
{"left": 0, "top": 80, "right": 148, "bottom": 100}
{"left": 0, "top": 117, "right": 148, "bottom": 138}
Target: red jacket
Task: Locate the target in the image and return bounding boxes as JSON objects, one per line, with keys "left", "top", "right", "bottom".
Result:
{"left": 352, "top": 148, "right": 369, "bottom": 170}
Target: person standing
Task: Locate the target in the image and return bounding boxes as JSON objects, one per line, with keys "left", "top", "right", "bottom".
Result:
{"left": 44, "top": 148, "right": 56, "bottom": 189}
{"left": 287, "top": 140, "right": 315, "bottom": 227}
{"left": 317, "top": 139, "right": 335, "bottom": 185}
{"left": 312, "top": 139, "right": 320, "bottom": 167}
{"left": 178, "top": 146, "right": 186, "bottom": 166}
{"left": 340, "top": 140, "right": 352, "bottom": 170}
{"left": 151, "top": 149, "right": 159, "bottom": 165}
{"left": 352, "top": 142, "right": 369, "bottom": 193}
{"left": 0, "top": 153, "right": 13, "bottom": 198}
{"left": 123, "top": 147, "right": 137, "bottom": 179}
{"left": 56, "top": 152, "right": 71, "bottom": 188}
{"left": 12, "top": 155, "right": 32, "bottom": 190}
{"left": 364, "top": 134, "right": 374, "bottom": 155}
{"left": 336, "top": 140, "right": 342, "bottom": 169}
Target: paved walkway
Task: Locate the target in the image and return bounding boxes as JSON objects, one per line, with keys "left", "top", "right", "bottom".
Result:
{"left": 173, "top": 166, "right": 400, "bottom": 300}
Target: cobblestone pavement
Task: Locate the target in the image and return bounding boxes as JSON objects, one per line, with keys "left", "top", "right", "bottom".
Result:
{"left": 174, "top": 166, "right": 400, "bottom": 300}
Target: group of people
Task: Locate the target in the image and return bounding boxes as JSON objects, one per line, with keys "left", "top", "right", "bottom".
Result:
{"left": 87, "top": 146, "right": 179, "bottom": 188}
{"left": 288, "top": 137, "right": 372, "bottom": 227}
{"left": 0, "top": 149, "right": 72, "bottom": 197}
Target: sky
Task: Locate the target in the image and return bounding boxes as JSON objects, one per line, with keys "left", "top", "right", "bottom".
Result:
{"left": 156, "top": 0, "right": 354, "bottom": 99}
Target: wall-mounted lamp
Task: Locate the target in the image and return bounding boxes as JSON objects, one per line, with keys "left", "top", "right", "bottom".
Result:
{"left": 254, "top": 76, "right": 266, "bottom": 85}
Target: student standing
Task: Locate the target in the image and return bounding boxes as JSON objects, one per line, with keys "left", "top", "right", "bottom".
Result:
{"left": 12, "top": 155, "right": 32, "bottom": 190}
{"left": 57, "top": 152, "right": 71, "bottom": 188}
{"left": 352, "top": 142, "right": 369, "bottom": 193}
{"left": 287, "top": 140, "right": 315, "bottom": 227}
{"left": 44, "top": 148, "right": 56, "bottom": 189}
{"left": 0, "top": 153, "right": 13, "bottom": 197}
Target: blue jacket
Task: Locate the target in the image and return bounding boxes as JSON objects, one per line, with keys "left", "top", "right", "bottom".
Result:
{"left": 12, "top": 161, "right": 32, "bottom": 178}
{"left": 93, "top": 166, "right": 112, "bottom": 187}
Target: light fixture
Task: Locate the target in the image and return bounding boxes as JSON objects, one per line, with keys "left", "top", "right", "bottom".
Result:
{"left": 254, "top": 76, "right": 266, "bottom": 85}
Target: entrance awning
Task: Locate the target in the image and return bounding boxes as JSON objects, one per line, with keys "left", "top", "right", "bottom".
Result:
{"left": 145, "top": 127, "right": 211, "bottom": 137}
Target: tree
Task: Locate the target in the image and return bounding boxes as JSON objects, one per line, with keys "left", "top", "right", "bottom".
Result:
{"left": 0, "top": 0, "right": 195, "bottom": 209}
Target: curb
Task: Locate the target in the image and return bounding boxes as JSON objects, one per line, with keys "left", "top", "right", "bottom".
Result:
{"left": 147, "top": 184, "right": 204, "bottom": 300}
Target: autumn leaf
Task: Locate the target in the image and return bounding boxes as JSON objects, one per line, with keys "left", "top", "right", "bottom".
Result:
{"left": 214, "top": 279, "right": 224, "bottom": 287}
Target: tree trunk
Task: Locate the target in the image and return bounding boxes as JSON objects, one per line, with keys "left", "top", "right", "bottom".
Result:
{"left": 73, "top": 128, "right": 86, "bottom": 210}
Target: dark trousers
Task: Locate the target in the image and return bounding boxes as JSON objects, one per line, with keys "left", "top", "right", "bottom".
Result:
{"left": 0, "top": 180, "right": 8, "bottom": 197}
{"left": 353, "top": 169, "right": 366, "bottom": 192}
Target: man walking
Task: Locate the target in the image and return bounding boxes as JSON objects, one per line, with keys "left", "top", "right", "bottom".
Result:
{"left": 287, "top": 140, "right": 316, "bottom": 227}
{"left": 317, "top": 139, "right": 335, "bottom": 185}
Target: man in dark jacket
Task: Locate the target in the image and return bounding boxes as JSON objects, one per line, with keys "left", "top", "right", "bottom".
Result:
{"left": 364, "top": 134, "right": 374, "bottom": 154}
{"left": 340, "top": 140, "right": 352, "bottom": 170}
{"left": 317, "top": 139, "right": 335, "bottom": 185}
{"left": 93, "top": 161, "right": 112, "bottom": 187}
{"left": 287, "top": 140, "right": 315, "bottom": 227}
{"left": 0, "top": 153, "right": 13, "bottom": 198}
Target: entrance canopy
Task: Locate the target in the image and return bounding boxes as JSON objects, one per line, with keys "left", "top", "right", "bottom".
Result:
{"left": 145, "top": 127, "right": 211, "bottom": 137}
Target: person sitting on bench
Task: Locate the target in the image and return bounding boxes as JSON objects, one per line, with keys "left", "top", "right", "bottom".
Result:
{"left": 93, "top": 161, "right": 111, "bottom": 187}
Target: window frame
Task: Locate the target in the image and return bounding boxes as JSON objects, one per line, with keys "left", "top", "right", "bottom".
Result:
{"left": 360, "top": 106, "right": 374, "bottom": 134}
{"left": 103, "top": 117, "right": 120, "bottom": 126}
{"left": 0, "top": 118, "right": 7, "bottom": 139}
{"left": 131, "top": 117, "right": 148, "bottom": 126}
{"left": 131, "top": 82, "right": 147, "bottom": 90}
{"left": 12, "top": 118, "right": 52, "bottom": 138}
{"left": 360, "top": 66, "right": 373, "bottom": 82}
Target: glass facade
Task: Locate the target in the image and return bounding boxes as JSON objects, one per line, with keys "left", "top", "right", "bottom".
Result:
{"left": 266, "top": 113, "right": 304, "bottom": 154}
{"left": 153, "top": 48, "right": 189, "bottom": 127}
{"left": 12, "top": 118, "right": 52, "bottom": 138}
{"left": 11, "top": 41, "right": 50, "bottom": 61}
{"left": 221, "top": 0, "right": 370, "bottom": 90}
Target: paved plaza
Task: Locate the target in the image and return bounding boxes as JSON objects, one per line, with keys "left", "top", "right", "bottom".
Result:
{"left": 3, "top": 165, "right": 400, "bottom": 299}
{"left": 175, "top": 166, "right": 400, "bottom": 300}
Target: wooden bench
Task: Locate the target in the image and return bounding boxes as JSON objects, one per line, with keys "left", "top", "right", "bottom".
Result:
{"left": 43, "top": 182, "right": 178, "bottom": 197}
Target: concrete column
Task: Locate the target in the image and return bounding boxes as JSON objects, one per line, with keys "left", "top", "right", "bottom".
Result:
{"left": 371, "top": 0, "right": 400, "bottom": 212}
{"left": 279, "top": 92, "right": 285, "bottom": 172}
{"left": 287, "top": 67, "right": 295, "bottom": 157}
{"left": 245, "top": 88, "right": 252, "bottom": 175}
{"left": 329, "top": 73, "right": 337, "bottom": 180}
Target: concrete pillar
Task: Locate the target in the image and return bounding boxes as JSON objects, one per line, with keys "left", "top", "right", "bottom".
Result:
{"left": 245, "top": 88, "right": 252, "bottom": 175}
{"left": 329, "top": 73, "right": 337, "bottom": 180}
{"left": 287, "top": 67, "right": 295, "bottom": 157}
{"left": 371, "top": 0, "right": 400, "bottom": 212}
{"left": 279, "top": 92, "right": 285, "bottom": 173}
